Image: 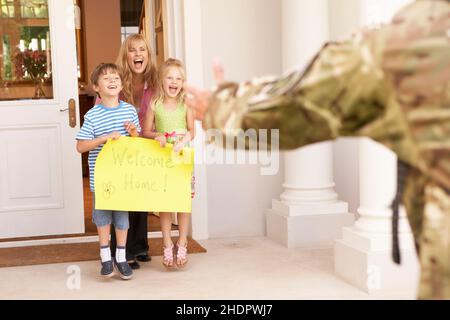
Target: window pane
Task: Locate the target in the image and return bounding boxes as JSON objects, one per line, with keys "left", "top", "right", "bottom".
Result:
{"left": 0, "top": 0, "right": 53, "bottom": 101}
{"left": 1, "top": 0, "right": 15, "bottom": 18}
{"left": 20, "top": 0, "right": 48, "bottom": 19}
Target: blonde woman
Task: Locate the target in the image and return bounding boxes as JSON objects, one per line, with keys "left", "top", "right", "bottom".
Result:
{"left": 103, "top": 34, "right": 158, "bottom": 269}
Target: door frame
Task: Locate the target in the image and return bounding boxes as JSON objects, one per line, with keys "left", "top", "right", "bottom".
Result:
{"left": 0, "top": 0, "right": 209, "bottom": 244}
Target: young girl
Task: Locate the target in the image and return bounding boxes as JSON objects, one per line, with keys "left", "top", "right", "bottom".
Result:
{"left": 142, "top": 58, "right": 195, "bottom": 268}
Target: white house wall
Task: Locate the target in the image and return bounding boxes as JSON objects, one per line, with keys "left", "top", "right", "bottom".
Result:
{"left": 200, "top": 0, "right": 284, "bottom": 238}
{"left": 196, "top": 0, "right": 412, "bottom": 239}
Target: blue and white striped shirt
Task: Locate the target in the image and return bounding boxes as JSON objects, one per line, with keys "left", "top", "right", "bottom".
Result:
{"left": 76, "top": 101, "right": 141, "bottom": 192}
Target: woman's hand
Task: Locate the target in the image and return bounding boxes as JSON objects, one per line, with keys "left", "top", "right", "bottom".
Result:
{"left": 124, "top": 121, "right": 138, "bottom": 137}
{"left": 155, "top": 134, "right": 167, "bottom": 147}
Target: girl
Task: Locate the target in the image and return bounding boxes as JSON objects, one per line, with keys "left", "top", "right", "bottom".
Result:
{"left": 142, "top": 58, "right": 195, "bottom": 268}
{"left": 106, "top": 34, "right": 158, "bottom": 269}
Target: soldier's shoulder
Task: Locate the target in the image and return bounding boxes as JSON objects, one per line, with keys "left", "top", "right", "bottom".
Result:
{"left": 362, "top": 0, "right": 450, "bottom": 58}
{"left": 389, "top": 0, "right": 450, "bottom": 32}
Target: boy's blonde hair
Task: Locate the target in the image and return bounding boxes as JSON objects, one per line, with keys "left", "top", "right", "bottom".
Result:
{"left": 154, "top": 58, "right": 186, "bottom": 105}
{"left": 115, "top": 34, "right": 158, "bottom": 106}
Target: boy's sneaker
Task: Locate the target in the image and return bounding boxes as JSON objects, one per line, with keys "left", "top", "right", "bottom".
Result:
{"left": 114, "top": 258, "right": 133, "bottom": 280}
{"left": 101, "top": 260, "right": 114, "bottom": 277}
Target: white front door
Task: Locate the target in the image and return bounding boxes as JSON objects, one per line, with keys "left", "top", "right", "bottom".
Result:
{"left": 0, "top": 0, "right": 84, "bottom": 238}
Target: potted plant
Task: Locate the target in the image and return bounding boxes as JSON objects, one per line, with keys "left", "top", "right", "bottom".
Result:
{"left": 14, "top": 48, "right": 49, "bottom": 99}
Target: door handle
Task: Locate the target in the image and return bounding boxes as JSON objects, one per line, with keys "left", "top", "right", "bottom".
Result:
{"left": 62, "top": 99, "right": 77, "bottom": 128}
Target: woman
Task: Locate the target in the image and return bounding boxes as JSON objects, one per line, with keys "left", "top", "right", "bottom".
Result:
{"left": 109, "top": 34, "right": 158, "bottom": 269}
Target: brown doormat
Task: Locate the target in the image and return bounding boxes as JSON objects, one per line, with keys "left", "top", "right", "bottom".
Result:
{"left": 0, "top": 236, "right": 206, "bottom": 268}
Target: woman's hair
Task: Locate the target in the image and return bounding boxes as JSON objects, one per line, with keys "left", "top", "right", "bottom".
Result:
{"left": 154, "top": 58, "right": 186, "bottom": 105}
{"left": 115, "top": 34, "right": 158, "bottom": 106}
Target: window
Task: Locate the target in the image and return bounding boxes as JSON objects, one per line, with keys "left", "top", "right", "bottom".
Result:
{"left": 1, "top": 0, "right": 14, "bottom": 18}
{"left": 120, "top": 0, "right": 143, "bottom": 42}
{"left": 0, "top": 0, "right": 53, "bottom": 100}
{"left": 20, "top": 0, "right": 48, "bottom": 18}
{"left": 1, "top": 0, "right": 48, "bottom": 19}
{"left": 121, "top": 26, "right": 139, "bottom": 43}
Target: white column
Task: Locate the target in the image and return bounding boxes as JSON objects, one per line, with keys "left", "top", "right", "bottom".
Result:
{"left": 334, "top": 138, "right": 419, "bottom": 293}
{"left": 355, "top": 140, "right": 411, "bottom": 234}
{"left": 266, "top": 0, "right": 354, "bottom": 248}
{"left": 280, "top": 143, "right": 338, "bottom": 205}
{"left": 182, "top": 0, "right": 209, "bottom": 239}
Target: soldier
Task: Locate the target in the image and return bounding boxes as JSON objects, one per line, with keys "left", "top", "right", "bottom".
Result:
{"left": 185, "top": 0, "right": 450, "bottom": 299}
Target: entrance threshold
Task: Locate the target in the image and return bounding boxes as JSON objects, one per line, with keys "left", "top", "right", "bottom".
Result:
{"left": 0, "top": 230, "right": 179, "bottom": 248}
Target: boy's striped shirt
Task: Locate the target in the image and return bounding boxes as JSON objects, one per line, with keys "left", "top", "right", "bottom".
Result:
{"left": 76, "top": 101, "right": 141, "bottom": 192}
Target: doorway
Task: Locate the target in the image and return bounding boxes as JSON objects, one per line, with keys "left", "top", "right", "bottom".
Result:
{"left": 0, "top": 0, "right": 208, "bottom": 249}
{"left": 77, "top": 0, "right": 176, "bottom": 236}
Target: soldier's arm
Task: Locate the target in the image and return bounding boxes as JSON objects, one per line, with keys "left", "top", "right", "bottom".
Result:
{"left": 204, "top": 38, "right": 385, "bottom": 150}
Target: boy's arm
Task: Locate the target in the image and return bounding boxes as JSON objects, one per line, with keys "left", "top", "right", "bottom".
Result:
{"left": 76, "top": 132, "right": 121, "bottom": 153}
{"left": 76, "top": 116, "right": 121, "bottom": 153}
{"left": 124, "top": 109, "right": 141, "bottom": 137}
{"left": 124, "top": 122, "right": 139, "bottom": 137}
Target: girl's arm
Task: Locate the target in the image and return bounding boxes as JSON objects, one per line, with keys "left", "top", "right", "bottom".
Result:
{"left": 141, "top": 102, "right": 163, "bottom": 139}
{"left": 76, "top": 132, "right": 120, "bottom": 153}
{"left": 180, "top": 106, "right": 196, "bottom": 144}
{"left": 141, "top": 101, "right": 167, "bottom": 147}
{"left": 173, "top": 107, "right": 195, "bottom": 153}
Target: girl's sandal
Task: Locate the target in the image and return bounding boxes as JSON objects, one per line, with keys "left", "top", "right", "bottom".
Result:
{"left": 175, "top": 241, "right": 188, "bottom": 268}
{"left": 162, "top": 243, "right": 175, "bottom": 268}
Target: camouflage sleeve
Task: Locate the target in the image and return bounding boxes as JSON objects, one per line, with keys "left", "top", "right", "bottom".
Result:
{"left": 204, "top": 37, "right": 386, "bottom": 150}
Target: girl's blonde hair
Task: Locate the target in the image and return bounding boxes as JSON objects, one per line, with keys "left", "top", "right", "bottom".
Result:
{"left": 115, "top": 34, "right": 158, "bottom": 106}
{"left": 154, "top": 58, "right": 186, "bottom": 105}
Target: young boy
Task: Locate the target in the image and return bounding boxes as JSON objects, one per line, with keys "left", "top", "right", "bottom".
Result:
{"left": 76, "top": 63, "right": 140, "bottom": 280}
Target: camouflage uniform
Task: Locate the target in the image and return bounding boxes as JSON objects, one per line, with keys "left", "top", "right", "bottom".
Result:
{"left": 203, "top": 0, "right": 450, "bottom": 299}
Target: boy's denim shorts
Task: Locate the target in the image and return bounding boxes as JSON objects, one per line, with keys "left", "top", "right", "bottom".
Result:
{"left": 92, "top": 195, "right": 129, "bottom": 230}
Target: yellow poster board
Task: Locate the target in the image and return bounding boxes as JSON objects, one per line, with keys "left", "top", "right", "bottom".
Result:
{"left": 94, "top": 137, "right": 193, "bottom": 213}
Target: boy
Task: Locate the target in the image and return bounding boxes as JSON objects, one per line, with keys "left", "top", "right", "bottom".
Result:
{"left": 76, "top": 63, "right": 140, "bottom": 280}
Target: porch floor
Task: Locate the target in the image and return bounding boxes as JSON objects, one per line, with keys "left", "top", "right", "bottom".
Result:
{"left": 0, "top": 237, "right": 416, "bottom": 299}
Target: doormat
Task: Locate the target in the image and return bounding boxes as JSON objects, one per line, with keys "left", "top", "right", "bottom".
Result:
{"left": 0, "top": 236, "right": 206, "bottom": 268}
